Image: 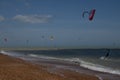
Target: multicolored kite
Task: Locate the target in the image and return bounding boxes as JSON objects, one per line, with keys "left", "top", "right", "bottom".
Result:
{"left": 82, "top": 9, "right": 96, "bottom": 21}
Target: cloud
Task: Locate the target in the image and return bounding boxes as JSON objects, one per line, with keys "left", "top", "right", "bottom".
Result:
{"left": 0, "top": 16, "right": 5, "bottom": 22}
{"left": 13, "top": 15, "right": 52, "bottom": 23}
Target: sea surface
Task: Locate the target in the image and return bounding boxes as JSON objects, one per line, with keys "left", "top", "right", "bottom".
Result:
{"left": 1, "top": 49, "right": 120, "bottom": 77}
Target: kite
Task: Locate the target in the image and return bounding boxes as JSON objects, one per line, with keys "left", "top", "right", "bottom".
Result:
{"left": 50, "top": 36, "right": 54, "bottom": 40}
{"left": 82, "top": 9, "right": 96, "bottom": 21}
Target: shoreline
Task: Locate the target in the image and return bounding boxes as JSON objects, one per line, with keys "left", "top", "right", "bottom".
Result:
{"left": 0, "top": 53, "right": 100, "bottom": 80}
{"left": 26, "top": 56, "right": 120, "bottom": 80}
{"left": 1, "top": 50, "right": 120, "bottom": 80}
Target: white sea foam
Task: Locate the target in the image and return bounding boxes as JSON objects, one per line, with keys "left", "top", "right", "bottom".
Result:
{"left": 0, "top": 50, "right": 24, "bottom": 57}
{"left": 28, "top": 54, "right": 65, "bottom": 62}
{"left": 29, "top": 54, "right": 120, "bottom": 75}
{"left": 0, "top": 50, "right": 10, "bottom": 55}
{"left": 95, "top": 75, "right": 103, "bottom": 80}
{"left": 1, "top": 51, "right": 120, "bottom": 76}
{"left": 69, "top": 58, "right": 120, "bottom": 75}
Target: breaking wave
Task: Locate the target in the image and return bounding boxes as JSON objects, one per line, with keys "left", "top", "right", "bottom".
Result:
{"left": 28, "top": 53, "right": 120, "bottom": 75}
{"left": 1, "top": 50, "right": 120, "bottom": 75}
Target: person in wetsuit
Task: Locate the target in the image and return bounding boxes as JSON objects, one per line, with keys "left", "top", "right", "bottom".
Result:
{"left": 105, "top": 49, "right": 110, "bottom": 59}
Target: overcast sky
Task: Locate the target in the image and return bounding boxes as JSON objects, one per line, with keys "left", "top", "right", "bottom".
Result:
{"left": 0, "top": 0, "right": 120, "bottom": 48}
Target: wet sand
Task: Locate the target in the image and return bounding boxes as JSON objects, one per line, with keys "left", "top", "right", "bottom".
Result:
{"left": 0, "top": 53, "right": 99, "bottom": 80}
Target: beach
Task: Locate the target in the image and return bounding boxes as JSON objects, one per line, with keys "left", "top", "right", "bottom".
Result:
{"left": 0, "top": 53, "right": 100, "bottom": 80}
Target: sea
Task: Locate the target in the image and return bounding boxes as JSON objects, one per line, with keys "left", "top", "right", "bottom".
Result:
{"left": 1, "top": 49, "right": 120, "bottom": 79}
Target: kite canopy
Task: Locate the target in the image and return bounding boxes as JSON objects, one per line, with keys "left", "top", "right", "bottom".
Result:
{"left": 50, "top": 36, "right": 54, "bottom": 40}
{"left": 82, "top": 11, "right": 89, "bottom": 18}
{"left": 89, "top": 9, "right": 96, "bottom": 21}
{"left": 82, "top": 9, "right": 96, "bottom": 21}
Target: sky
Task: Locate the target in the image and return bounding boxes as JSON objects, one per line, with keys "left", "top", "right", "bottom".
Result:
{"left": 0, "top": 0, "right": 120, "bottom": 49}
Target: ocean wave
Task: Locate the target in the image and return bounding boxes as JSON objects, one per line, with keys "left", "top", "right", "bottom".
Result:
{"left": 28, "top": 54, "right": 62, "bottom": 60}
{"left": 65, "top": 57, "right": 120, "bottom": 75}
{"left": 28, "top": 54, "right": 120, "bottom": 75}
{"left": 1, "top": 51, "right": 120, "bottom": 76}
{"left": 79, "top": 59, "right": 120, "bottom": 75}
{"left": 0, "top": 50, "right": 10, "bottom": 55}
{"left": 0, "top": 50, "right": 24, "bottom": 57}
